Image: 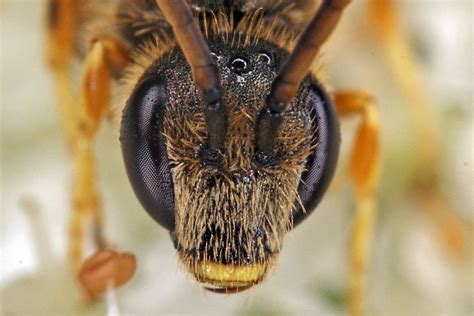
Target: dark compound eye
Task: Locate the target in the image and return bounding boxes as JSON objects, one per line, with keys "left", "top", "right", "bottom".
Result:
{"left": 229, "top": 56, "right": 251, "bottom": 75}
{"left": 120, "top": 77, "right": 175, "bottom": 231}
{"left": 257, "top": 52, "right": 272, "bottom": 65}
{"left": 291, "top": 81, "right": 340, "bottom": 227}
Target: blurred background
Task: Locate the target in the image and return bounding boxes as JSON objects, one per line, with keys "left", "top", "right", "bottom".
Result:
{"left": 1, "top": 0, "right": 472, "bottom": 315}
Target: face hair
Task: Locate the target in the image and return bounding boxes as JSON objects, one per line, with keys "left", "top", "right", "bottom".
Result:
{"left": 155, "top": 0, "right": 228, "bottom": 158}
{"left": 255, "top": 0, "right": 351, "bottom": 156}
{"left": 129, "top": 10, "right": 317, "bottom": 279}
{"left": 118, "top": 3, "right": 321, "bottom": 284}
{"left": 116, "top": 6, "right": 301, "bottom": 124}
{"left": 160, "top": 45, "right": 315, "bottom": 276}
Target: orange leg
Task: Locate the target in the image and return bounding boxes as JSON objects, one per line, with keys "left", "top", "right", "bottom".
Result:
{"left": 46, "top": 0, "right": 81, "bottom": 147}
{"left": 367, "top": 0, "right": 469, "bottom": 258}
{"left": 46, "top": 0, "right": 135, "bottom": 299}
{"left": 71, "top": 38, "right": 136, "bottom": 300}
{"left": 333, "top": 91, "right": 380, "bottom": 316}
{"left": 69, "top": 37, "right": 122, "bottom": 267}
{"left": 367, "top": 0, "right": 441, "bottom": 173}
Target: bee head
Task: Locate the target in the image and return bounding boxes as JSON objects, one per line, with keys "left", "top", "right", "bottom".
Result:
{"left": 120, "top": 35, "right": 339, "bottom": 292}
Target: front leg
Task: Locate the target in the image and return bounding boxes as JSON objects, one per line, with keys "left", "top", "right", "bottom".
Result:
{"left": 47, "top": 7, "right": 136, "bottom": 297}
{"left": 74, "top": 37, "right": 137, "bottom": 300}
{"left": 367, "top": 0, "right": 468, "bottom": 259}
{"left": 333, "top": 91, "right": 380, "bottom": 316}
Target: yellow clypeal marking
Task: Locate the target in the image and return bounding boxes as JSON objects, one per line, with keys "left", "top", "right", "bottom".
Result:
{"left": 197, "top": 261, "right": 266, "bottom": 285}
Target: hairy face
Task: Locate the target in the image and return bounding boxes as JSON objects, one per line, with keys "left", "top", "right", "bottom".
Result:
{"left": 154, "top": 38, "right": 315, "bottom": 288}
{"left": 119, "top": 3, "right": 339, "bottom": 294}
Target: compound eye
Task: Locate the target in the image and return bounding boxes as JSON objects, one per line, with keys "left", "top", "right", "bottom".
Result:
{"left": 120, "top": 77, "right": 175, "bottom": 231}
{"left": 229, "top": 56, "right": 251, "bottom": 75}
{"left": 292, "top": 81, "right": 340, "bottom": 227}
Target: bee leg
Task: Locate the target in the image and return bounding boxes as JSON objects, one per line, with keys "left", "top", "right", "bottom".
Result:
{"left": 367, "top": 0, "right": 441, "bottom": 173}
{"left": 48, "top": 24, "right": 135, "bottom": 299}
{"left": 46, "top": 0, "right": 86, "bottom": 273}
{"left": 333, "top": 91, "right": 380, "bottom": 316}
{"left": 74, "top": 38, "right": 136, "bottom": 300}
{"left": 68, "top": 36, "right": 121, "bottom": 264}
{"left": 46, "top": 0, "right": 136, "bottom": 300}
{"left": 367, "top": 0, "right": 469, "bottom": 257}
{"left": 46, "top": 0, "right": 80, "bottom": 147}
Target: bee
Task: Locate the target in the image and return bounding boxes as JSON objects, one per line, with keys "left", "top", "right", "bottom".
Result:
{"left": 46, "top": 0, "right": 379, "bottom": 314}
